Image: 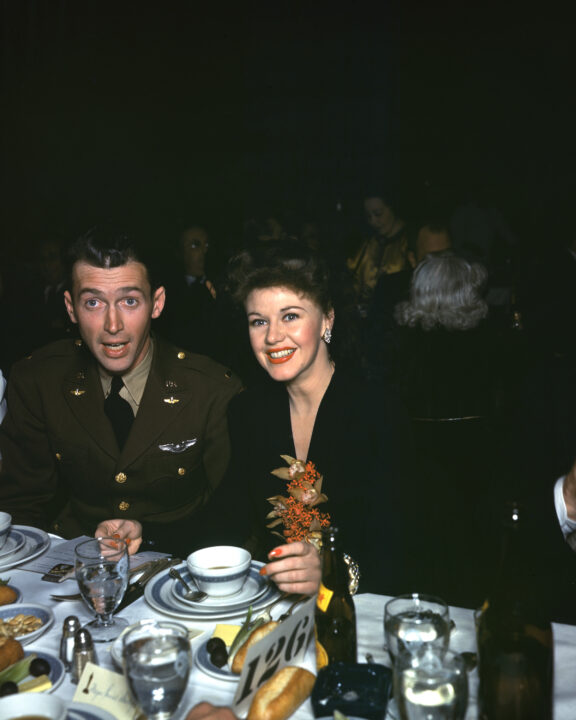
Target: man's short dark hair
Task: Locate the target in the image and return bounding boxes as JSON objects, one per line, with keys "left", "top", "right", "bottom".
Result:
{"left": 66, "top": 226, "right": 160, "bottom": 292}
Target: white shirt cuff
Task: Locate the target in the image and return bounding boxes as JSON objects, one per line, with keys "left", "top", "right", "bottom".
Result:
{"left": 554, "top": 476, "right": 576, "bottom": 537}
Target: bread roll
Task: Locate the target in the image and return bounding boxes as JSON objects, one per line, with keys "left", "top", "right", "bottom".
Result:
{"left": 0, "top": 637, "right": 24, "bottom": 672}
{"left": 247, "top": 666, "right": 315, "bottom": 720}
{"left": 231, "top": 621, "right": 279, "bottom": 674}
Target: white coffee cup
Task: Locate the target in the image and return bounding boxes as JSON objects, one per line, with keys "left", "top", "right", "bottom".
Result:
{"left": 0, "top": 512, "right": 12, "bottom": 551}
{"left": 0, "top": 692, "right": 66, "bottom": 720}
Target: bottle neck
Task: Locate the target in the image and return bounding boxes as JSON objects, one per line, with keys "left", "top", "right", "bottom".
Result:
{"left": 322, "top": 529, "right": 349, "bottom": 594}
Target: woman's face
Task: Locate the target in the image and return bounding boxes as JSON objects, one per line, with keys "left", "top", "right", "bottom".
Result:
{"left": 364, "top": 197, "right": 395, "bottom": 236}
{"left": 245, "top": 286, "right": 333, "bottom": 385}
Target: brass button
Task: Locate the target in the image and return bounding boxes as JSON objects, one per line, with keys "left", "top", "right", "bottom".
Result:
{"left": 55, "top": 452, "right": 62, "bottom": 461}
{"left": 115, "top": 472, "right": 127, "bottom": 484}
{"left": 177, "top": 351, "right": 186, "bottom": 360}
{"left": 75, "top": 339, "right": 83, "bottom": 347}
{"left": 118, "top": 501, "right": 130, "bottom": 511}
{"left": 224, "top": 369, "right": 232, "bottom": 379}
{"left": 177, "top": 467, "right": 186, "bottom": 476}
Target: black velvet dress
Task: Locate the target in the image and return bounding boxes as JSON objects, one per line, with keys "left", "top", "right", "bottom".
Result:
{"left": 202, "top": 370, "right": 413, "bottom": 596}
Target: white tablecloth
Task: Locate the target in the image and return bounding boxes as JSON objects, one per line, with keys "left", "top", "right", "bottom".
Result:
{"left": 6, "top": 552, "right": 576, "bottom": 719}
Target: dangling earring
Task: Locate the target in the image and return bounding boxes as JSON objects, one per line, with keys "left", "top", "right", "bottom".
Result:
{"left": 323, "top": 327, "right": 332, "bottom": 344}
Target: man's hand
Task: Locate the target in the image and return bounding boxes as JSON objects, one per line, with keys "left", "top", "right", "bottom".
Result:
{"left": 94, "top": 519, "right": 142, "bottom": 555}
{"left": 185, "top": 702, "right": 237, "bottom": 720}
{"left": 563, "top": 460, "right": 576, "bottom": 521}
{"left": 259, "top": 541, "right": 321, "bottom": 596}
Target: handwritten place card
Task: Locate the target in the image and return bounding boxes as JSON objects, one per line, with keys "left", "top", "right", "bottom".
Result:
{"left": 233, "top": 596, "right": 317, "bottom": 717}
{"left": 73, "top": 662, "right": 142, "bottom": 720}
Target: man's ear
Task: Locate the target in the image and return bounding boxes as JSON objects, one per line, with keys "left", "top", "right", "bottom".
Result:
{"left": 151, "top": 286, "right": 166, "bottom": 319}
{"left": 64, "top": 290, "right": 78, "bottom": 324}
{"left": 408, "top": 250, "right": 417, "bottom": 269}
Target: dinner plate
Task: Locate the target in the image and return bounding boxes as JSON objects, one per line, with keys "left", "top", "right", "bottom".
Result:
{"left": 0, "top": 525, "right": 50, "bottom": 572}
{"left": 0, "top": 529, "right": 26, "bottom": 560}
{"left": 145, "top": 561, "right": 281, "bottom": 621}
{"left": 171, "top": 565, "right": 269, "bottom": 609}
{"left": 195, "top": 638, "right": 237, "bottom": 682}
{"left": 0, "top": 602, "right": 55, "bottom": 645}
{"left": 67, "top": 703, "right": 117, "bottom": 720}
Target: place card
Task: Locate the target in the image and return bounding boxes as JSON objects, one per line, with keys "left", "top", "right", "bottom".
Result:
{"left": 73, "top": 662, "right": 142, "bottom": 720}
{"left": 233, "top": 595, "right": 317, "bottom": 717}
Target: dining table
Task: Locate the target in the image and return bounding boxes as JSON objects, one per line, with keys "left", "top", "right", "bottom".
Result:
{"left": 3, "top": 533, "right": 576, "bottom": 720}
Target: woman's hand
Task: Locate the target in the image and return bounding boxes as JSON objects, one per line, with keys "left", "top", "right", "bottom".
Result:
{"left": 260, "top": 541, "right": 321, "bottom": 595}
{"left": 94, "top": 519, "right": 143, "bottom": 555}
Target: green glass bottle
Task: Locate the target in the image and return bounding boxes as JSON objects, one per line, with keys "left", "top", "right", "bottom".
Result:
{"left": 315, "top": 526, "right": 357, "bottom": 664}
{"left": 477, "top": 502, "right": 553, "bottom": 720}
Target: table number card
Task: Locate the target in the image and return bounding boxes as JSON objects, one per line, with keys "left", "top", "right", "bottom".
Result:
{"left": 233, "top": 596, "right": 317, "bottom": 717}
{"left": 73, "top": 662, "right": 142, "bottom": 720}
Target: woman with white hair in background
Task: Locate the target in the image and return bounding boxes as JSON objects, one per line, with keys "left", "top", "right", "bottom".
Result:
{"left": 393, "top": 250, "right": 503, "bottom": 608}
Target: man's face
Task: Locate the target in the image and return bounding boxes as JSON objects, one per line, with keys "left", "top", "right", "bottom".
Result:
{"left": 64, "top": 261, "right": 165, "bottom": 375}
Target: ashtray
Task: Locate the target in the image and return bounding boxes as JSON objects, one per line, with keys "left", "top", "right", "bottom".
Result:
{"left": 311, "top": 662, "right": 392, "bottom": 720}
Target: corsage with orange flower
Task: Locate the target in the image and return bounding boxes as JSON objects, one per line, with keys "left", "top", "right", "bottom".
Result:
{"left": 265, "top": 455, "right": 331, "bottom": 552}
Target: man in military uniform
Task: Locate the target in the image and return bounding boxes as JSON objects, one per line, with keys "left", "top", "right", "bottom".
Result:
{"left": 0, "top": 227, "right": 242, "bottom": 555}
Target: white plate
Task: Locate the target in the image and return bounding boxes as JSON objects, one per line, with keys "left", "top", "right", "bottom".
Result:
{"left": 145, "top": 561, "right": 281, "bottom": 621}
{"left": 195, "top": 638, "right": 237, "bottom": 682}
{"left": 0, "top": 603, "right": 55, "bottom": 645}
{"left": 0, "top": 526, "right": 50, "bottom": 572}
{"left": 67, "top": 702, "right": 117, "bottom": 720}
{"left": 0, "top": 529, "right": 26, "bottom": 560}
{"left": 171, "top": 565, "right": 269, "bottom": 608}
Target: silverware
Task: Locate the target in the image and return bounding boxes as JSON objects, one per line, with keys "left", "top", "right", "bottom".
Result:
{"left": 169, "top": 567, "right": 207, "bottom": 602}
{"left": 278, "top": 594, "right": 307, "bottom": 621}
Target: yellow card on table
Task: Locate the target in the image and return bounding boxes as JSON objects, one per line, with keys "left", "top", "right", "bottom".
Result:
{"left": 73, "top": 662, "right": 141, "bottom": 720}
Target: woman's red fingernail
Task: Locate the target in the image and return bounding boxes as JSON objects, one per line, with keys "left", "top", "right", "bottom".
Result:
{"left": 259, "top": 567, "right": 267, "bottom": 576}
{"left": 126, "top": 538, "right": 132, "bottom": 545}
{"left": 269, "top": 548, "right": 282, "bottom": 558}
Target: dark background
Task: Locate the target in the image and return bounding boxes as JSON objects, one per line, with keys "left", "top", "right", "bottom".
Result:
{"left": 1, "top": 1, "right": 575, "bottom": 257}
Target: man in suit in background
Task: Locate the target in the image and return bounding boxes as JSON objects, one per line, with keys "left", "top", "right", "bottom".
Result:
{"left": 0, "top": 227, "right": 242, "bottom": 555}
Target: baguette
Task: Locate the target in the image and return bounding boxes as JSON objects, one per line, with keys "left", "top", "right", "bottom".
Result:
{"left": 231, "top": 621, "right": 279, "bottom": 674}
{"left": 247, "top": 666, "right": 316, "bottom": 720}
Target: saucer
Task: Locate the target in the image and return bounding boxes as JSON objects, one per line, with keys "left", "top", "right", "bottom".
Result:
{"left": 0, "top": 526, "right": 50, "bottom": 572}
{"left": 171, "top": 565, "right": 269, "bottom": 609}
{"left": 0, "top": 529, "right": 26, "bottom": 560}
{"left": 145, "top": 561, "right": 281, "bottom": 621}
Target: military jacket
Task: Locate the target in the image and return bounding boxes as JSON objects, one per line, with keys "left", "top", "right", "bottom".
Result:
{"left": 0, "top": 336, "right": 242, "bottom": 551}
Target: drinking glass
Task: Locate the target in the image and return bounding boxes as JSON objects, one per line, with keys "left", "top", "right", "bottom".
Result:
{"left": 395, "top": 647, "right": 468, "bottom": 720}
{"left": 384, "top": 593, "right": 451, "bottom": 664}
{"left": 74, "top": 536, "right": 129, "bottom": 642}
{"left": 123, "top": 620, "right": 192, "bottom": 720}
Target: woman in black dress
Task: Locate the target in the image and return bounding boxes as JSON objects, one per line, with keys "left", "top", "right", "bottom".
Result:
{"left": 210, "top": 241, "right": 411, "bottom": 596}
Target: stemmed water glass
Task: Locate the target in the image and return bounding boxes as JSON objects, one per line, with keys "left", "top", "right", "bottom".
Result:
{"left": 123, "top": 620, "right": 192, "bottom": 720}
{"left": 74, "top": 536, "right": 129, "bottom": 642}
